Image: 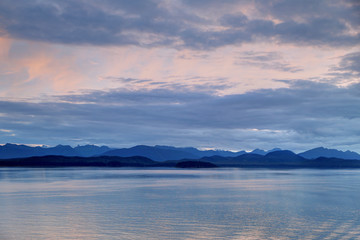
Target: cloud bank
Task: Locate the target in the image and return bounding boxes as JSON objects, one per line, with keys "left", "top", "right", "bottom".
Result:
{"left": 0, "top": 0, "right": 359, "bottom": 152}
{"left": 1, "top": 81, "right": 359, "bottom": 152}
{"left": 0, "top": 0, "right": 358, "bottom": 49}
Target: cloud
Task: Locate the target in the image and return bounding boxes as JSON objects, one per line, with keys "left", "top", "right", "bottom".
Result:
{"left": 0, "top": 37, "right": 89, "bottom": 98}
{"left": 332, "top": 52, "right": 360, "bottom": 76}
{"left": 0, "top": 81, "right": 359, "bottom": 151}
{"left": 0, "top": 0, "right": 181, "bottom": 46}
{"left": 273, "top": 18, "right": 358, "bottom": 47}
{"left": 99, "top": 76, "right": 233, "bottom": 94}
{"left": 255, "top": 0, "right": 360, "bottom": 26}
{"left": 220, "top": 13, "right": 248, "bottom": 28}
{"left": 235, "top": 51, "right": 303, "bottom": 72}
{"left": 326, "top": 51, "right": 360, "bottom": 85}
{"left": 0, "top": 0, "right": 358, "bottom": 49}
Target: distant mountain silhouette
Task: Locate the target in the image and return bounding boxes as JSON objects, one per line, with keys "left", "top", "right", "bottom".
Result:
{"left": 73, "top": 145, "right": 112, "bottom": 157}
{"left": 155, "top": 145, "right": 245, "bottom": 157}
{"left": 100, "top": 145, "right": 245, "bottom": 161}
{"left": 265, "top": 150, "right": 305, "bottom": 161}
{"left": 0, "top": 143, "right": 112, "bottom": 159}
{"left": 299, "top": 147, "right": 360, "bottom": 160}
{"left": 0, "top": 155, "right": 155, "bottom": 167}
{"left": 251, "top": 148, "right": 282, "bottom": 155}
{"left": 182, "top": 151, "right": 304, "bottom": 167}
{"left": 1, "top": 143, "right": 360, "bottom": 164}
{"left": 1, "top": 150, "right": 360, "bottom": 168}
{"left": 100, "top": 145, "right": 199, "bottom": 162}
{"left": 168, "top": 151, "right": 360, "bottom": 168}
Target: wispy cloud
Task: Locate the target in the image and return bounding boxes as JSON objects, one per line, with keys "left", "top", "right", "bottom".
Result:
{"left": 98, "top": 76, "right": 234, "bottom": 94}
{"left": 330, "top": 52, "right": 360, "bottom": 77}
{"left": 235, "top": 51, "right": 303, "bottom": 73}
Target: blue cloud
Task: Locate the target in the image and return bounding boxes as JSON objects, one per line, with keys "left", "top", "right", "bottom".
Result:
{"left": 0, "top": 0, "right": 358, "bottom": 48}
{"left": 0, "top": 81, "right": 359, "bottom": 151}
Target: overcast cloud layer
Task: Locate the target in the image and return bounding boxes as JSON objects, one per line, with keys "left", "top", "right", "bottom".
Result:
{"left": 0, "top": 0, "right": 359, "bottom": 152}
{"left": 1, "top": 0, "right": 359, "bottom": 48}
{"left": 1, "top": 81, "right": 359, "bottom": 152}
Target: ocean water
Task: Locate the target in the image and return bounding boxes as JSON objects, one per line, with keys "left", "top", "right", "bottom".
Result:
{"left": 0, "top": 167, "right": 359, "bottom": 240}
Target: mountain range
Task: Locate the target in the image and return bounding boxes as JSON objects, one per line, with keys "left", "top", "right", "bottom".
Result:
{"left": 0, "top": 143, "right": 111, "bottom": 159}
{"left": 100, "top": 145, "right": 246, "bottom": 161}
{"left": 298, "top": 147, "right": 360, "bottom": 160}
{"left": 167, "top": 150, "right": 360, "bottom": 168}
{"left": 0, "top": 143, "right": 359, "bottom": 161}
{"left": 1, "top": 150, "right": 360, "bottom": 169}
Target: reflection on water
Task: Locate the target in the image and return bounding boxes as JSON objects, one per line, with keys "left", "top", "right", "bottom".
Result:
{"left": 0, "top": 168, "right": 360, "bottom": 240}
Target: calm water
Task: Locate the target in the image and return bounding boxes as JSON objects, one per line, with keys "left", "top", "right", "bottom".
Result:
{"left": 0, "top": 168, "right": 359, "bottom": 240}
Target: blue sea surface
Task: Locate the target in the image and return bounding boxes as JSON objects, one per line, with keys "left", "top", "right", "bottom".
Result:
{"left": 0, "top": 168, "right": 359, "bottom": 240}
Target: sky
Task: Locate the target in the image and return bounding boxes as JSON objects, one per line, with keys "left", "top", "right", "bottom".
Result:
{"left": 0, "top": 0, "right": 359, "bottom": 152}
